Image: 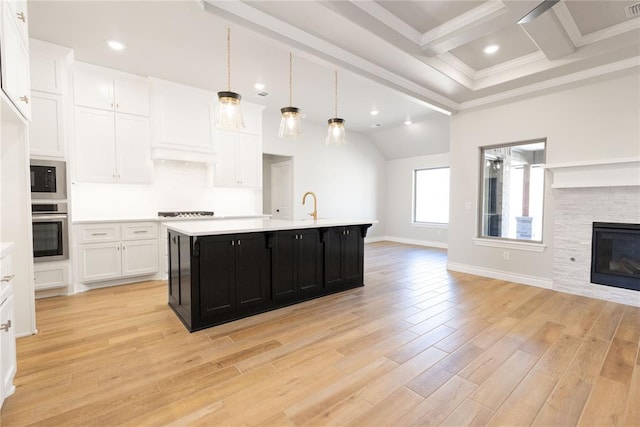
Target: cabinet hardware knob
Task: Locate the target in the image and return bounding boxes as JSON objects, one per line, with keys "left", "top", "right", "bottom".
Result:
{"left": 116, "top": 104, "right": 119, "bottom": 109}
{"left": 0, "top": 320, "right": 11, "bottom": 332}
{"left": 112, "top": 174, "right": 116, "bottom": 178}
{"left": 91, "top": 232, "right": 107, "bottom": 236}
{"left": 16, "top": 11, "right": 25, "bottom": 22}
{"left": 111, "top": 102, "right": 114, "bottom": 108}
{"left": 19, "top": 95, "right": 29, "bottom": 104}
{"left": 117, "top": 246, "right": 120, "bottom": 251}
{"left": 133, "top": 230, "right": 147, "bottom": 234}
{"left": 237, "top": 240, "right": 241, "bottom": 245}
{"left": 1, "top": 274, "right": 15, "bottom": 282}
{"left": 231, "top": 241, "right": 235, "bottom": 246}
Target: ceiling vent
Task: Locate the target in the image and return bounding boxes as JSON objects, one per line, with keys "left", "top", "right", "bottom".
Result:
{"left": 625, "top": 2, "right": 640, "bottom": 18}
{"left": 256, "top": 91, "right": 270, "bottom": 98}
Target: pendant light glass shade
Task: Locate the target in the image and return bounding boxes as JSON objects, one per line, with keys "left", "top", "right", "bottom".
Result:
{"left": 279, "top": 53, "right": 303, "bottom": 139}
{"left": 215, "top": 27, "right": 245, "bottom": 131}
{"left": 216, "top": 91, "right": 244, "bottom": 131}
{"left": 326, "top": 70, "right": 346, "bottom": 145}
{"left": 279, "top": 106, "right": 303, "bottom": 138}
{"left": 326, "top": 118, "right": 346, "bottom": 145}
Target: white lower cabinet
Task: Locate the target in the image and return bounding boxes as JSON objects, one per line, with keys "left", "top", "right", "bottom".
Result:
{"left": 76, "top": 222, "right": 158, "bottom": 283}
{"left": 0, "top": 244, "right": 16, "bottom": 409}
{"left": 0, "top": 295, "right": 16, "bottom": 405}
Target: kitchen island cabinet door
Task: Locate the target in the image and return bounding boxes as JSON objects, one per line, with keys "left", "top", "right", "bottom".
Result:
{"left": 323, "top": 226, "right": 364, "bottom": 289}
{"left": 296, "top": 229, "right": 323, "bottom": 293}
{"left": 197, "top": 236, "right": 236, "bottom": 317}
{"left": 342, "top": 226, "right": 363, "bottom": 284}
{"left": 272, "top": 229, "right": 322, "bottom": 300}
{"left": 234, "top": 233, "right": 270, "bottom": 308}
{"left": 272, "top": 230, "right": 297, "bottom": 300}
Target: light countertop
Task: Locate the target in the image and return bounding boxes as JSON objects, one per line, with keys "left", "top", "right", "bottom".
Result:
{"left": 73, "top": 214, "right": 270, "bottom": 225}
{"left": 164, "top": 218, "right": 377, "bottom": 237}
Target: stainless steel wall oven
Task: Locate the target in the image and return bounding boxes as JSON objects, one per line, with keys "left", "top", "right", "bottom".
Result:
{"left": 32, "top": 203, "right": 69, "bottom": 262}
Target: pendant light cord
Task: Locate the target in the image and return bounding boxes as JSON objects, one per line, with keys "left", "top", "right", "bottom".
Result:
{"left": 289, "top": 52, "right": 293, "bottom": 106}
{"left": 226, "top": 27, "right": 231, "bottom": 91}
{"left": 334, "top": 70, "right": 338, "bottom": 118}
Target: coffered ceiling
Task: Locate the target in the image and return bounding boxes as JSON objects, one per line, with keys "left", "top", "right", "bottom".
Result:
{"left": 27, "top": 1, "right": 640, "bottom": 159}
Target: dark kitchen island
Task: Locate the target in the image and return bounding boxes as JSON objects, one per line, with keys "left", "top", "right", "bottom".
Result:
{"left": 165, "top": 218, "right": 375, "bottom": 332}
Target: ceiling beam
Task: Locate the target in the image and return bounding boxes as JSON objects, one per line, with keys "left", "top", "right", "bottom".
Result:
{"left": 202, "top": 0, "right": 457, "bottom": 114}
{"left": 419, "top": 1, "right": 512, "bottom": 57}
{"left": 519, "top": 5, "right": 575, "bottom": 59}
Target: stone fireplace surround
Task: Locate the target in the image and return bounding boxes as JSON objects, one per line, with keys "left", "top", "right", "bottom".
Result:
{"left": 547, "top": 157, "right": 640, "bottom": 307}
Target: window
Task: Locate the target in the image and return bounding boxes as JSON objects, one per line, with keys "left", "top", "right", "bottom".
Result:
{"left": 414, "top": 167, "right": 449, "bottom": 224}
{"left": 479, "top": 140, "right": 546, "bottom": 242}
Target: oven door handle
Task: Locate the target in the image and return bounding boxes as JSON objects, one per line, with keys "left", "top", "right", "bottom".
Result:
{"left": 32, "top": 214, "right": 68, "bottom": 220}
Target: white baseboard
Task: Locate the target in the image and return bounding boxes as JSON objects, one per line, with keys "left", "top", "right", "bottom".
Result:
{"left": 366, "top": 236, "right": 448, "bottom": 249}
{"left": 446, "top": 262, "right": 553, "bottom": 289}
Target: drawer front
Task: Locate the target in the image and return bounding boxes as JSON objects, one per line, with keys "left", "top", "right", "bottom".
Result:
{"left": 0, "top": 254, "right": 12, "bottom": 282}
{"left": 122, "top": 222, "right": 158, "bottom": 241}
{"left": 0, "top": 253, "right": 13, "bottom": 304}
{"left": 34, "top": 263, "right": 69, "bottom": 291}
{"left": 76, "top": 224, "right": 120, "bottom": 244}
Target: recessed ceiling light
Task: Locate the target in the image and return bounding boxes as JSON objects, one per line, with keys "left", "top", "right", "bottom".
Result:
{"left": 404, "top": 120, "right": 412, "bottom": 125}
{"left": 254, "top": 83, "right": 265, "bottom": 90}
{"left": 370, "top": 110, "right": 379, "bottom": 116}
{"left": 483, "top": 44, "right": 499, "bottom": 54}
{"left": 107, "top": 40, "right": 126, "bottom": 51}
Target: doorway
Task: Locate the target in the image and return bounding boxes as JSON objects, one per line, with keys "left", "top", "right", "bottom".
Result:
{"left": 262, "top": 154, "right": 293, "bottom": 219}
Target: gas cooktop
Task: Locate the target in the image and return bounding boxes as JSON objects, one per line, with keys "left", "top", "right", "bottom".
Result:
{"left": 158, "top": 211, "right": 215, "bottom": 218}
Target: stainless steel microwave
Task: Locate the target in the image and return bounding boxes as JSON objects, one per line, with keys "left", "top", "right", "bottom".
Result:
{"left": 30, "top": 159, "right": 67, "bottom": 200}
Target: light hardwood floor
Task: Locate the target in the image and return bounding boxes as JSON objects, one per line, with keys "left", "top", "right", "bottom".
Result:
{"left": 2, "top": 242, "right": 639, "bottom": 426}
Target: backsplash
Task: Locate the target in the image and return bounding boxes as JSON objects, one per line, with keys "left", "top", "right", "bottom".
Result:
{"left": 553, "top": 186, "right": 640, "bottom": 306}
{"left": 71, "top": 160, "right": 260, "bottom": 220}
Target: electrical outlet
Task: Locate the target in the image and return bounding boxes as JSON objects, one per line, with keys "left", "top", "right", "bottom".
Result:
{"left": 503, "top": 251, "right": 510, "bottom": 260}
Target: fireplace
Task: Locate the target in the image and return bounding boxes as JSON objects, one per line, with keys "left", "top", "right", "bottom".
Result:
{"left": 591, "top": 222, "right": 640, "bottom": 291}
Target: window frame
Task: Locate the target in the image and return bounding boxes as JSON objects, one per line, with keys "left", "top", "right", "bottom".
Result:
{"left": 477, "top": 138, "right": 547, "bottom": 244}
{"left": 413, "top": 166, "right": 450, "bottom": 226}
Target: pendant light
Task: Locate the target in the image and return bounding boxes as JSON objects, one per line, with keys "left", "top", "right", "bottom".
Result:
{"left": 326, "top": 70, "right": 346, "bottom": 145}
{"left": 215, "top": 27, "right": 245, "bottom": 131}
{"left": 278, "top": 52, "right": 303, "bottom": 139}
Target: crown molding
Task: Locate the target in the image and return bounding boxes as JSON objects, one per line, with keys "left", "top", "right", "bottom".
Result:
{"left": 458, "top": 57, "right": 640, "bottom": 110}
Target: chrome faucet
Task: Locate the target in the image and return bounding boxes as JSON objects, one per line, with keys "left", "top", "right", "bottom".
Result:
{"left": 302, "top": 191, "right": 318, "bottom": 221}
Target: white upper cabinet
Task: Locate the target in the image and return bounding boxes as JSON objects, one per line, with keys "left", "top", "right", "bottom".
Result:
{"left": 74, "top": 62, "right": 150, "bottom": 116}
{"left": 214, "top": 130, "right": 261, "bottom": 188}
{"left": 74, "top": 107, "right": 117, "bottom": 183}
{"left": 29, "top": 39, "right": 71, "bottom": 95}
{"left": 150, "top": 78, "right": 216, "bottom": 156}
{"left": 30, "top": 92, "right": 65, "bottom": 157}
{"left": 115, "top": 114, "right": 153, "bottom": 184}
{"left": 74, "top": 107, "right": 152, "bottom": 184}
{"left": 29, "top": 41, "right": 72, "bottom": 158}
{"left": 0, "top": 0, "right": 30, "bottom": 120}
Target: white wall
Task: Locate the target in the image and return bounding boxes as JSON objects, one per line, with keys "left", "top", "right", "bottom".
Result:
{"left": 385, "top": 153, "right": 450, "bottom": 247}
{"left": 448, "top": 69, "right": 640, "bottom": 285}
{"left": 262, "top": 111, "right": 387, "bottom": 238}
{"left": 71, "top": 160, "right": 260, "bottom": 220}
